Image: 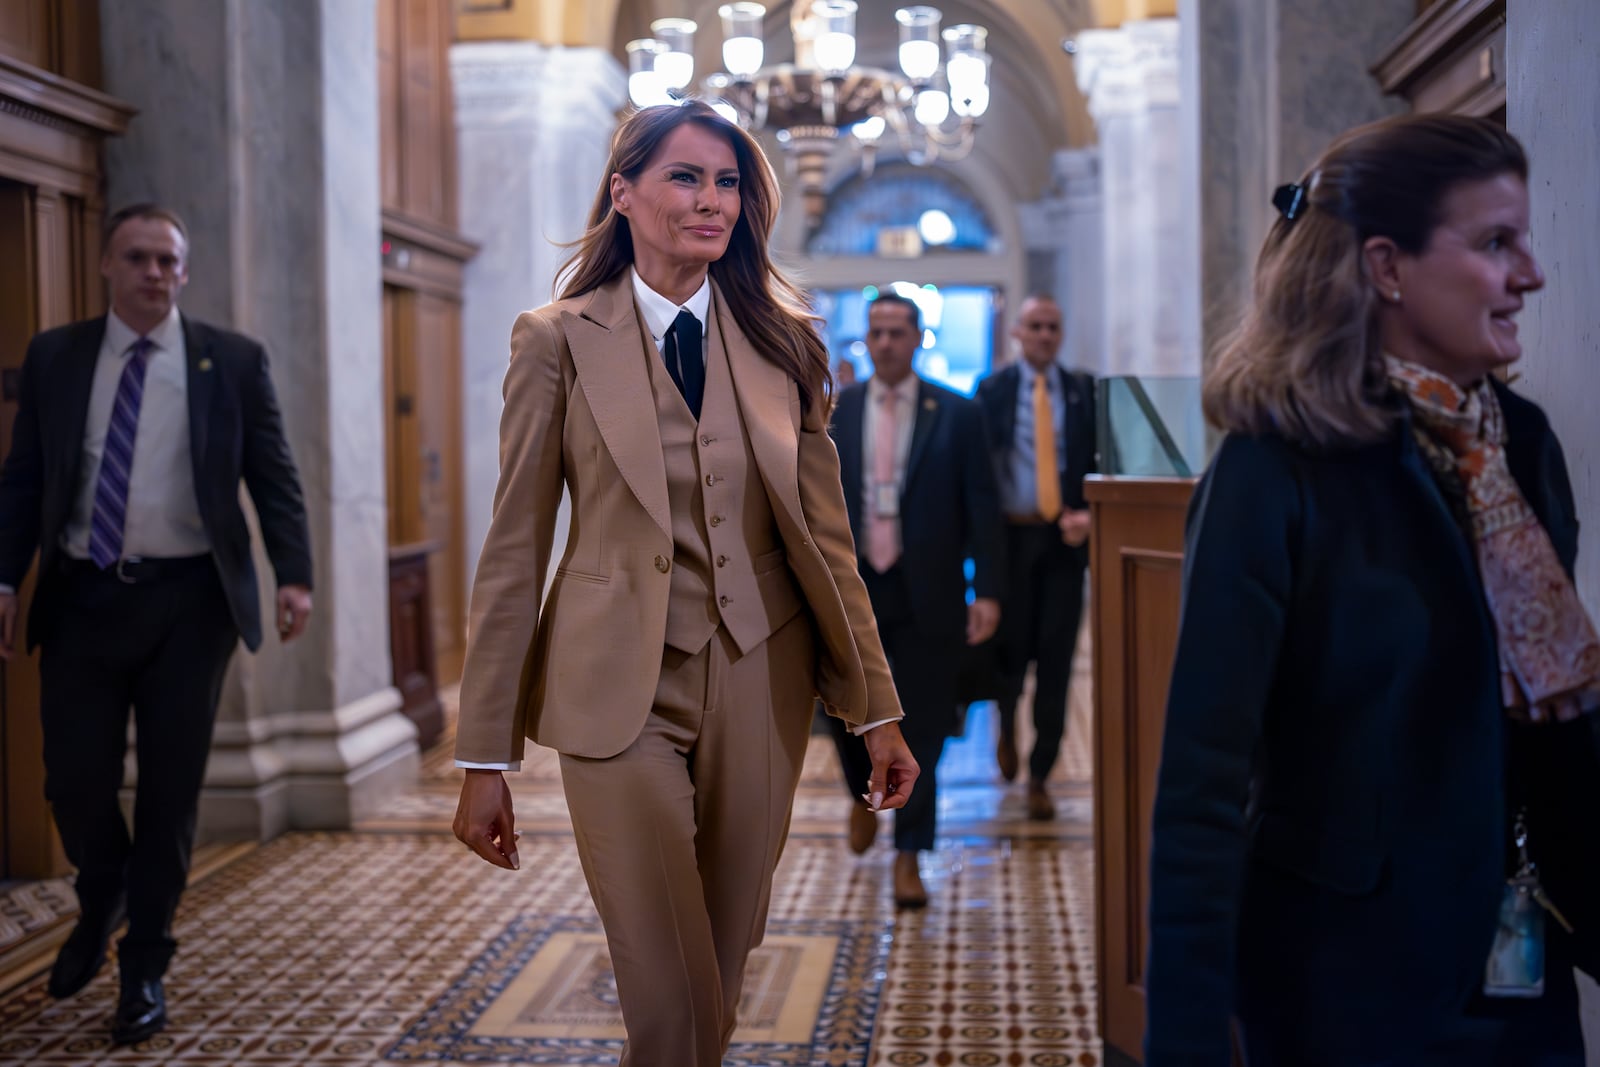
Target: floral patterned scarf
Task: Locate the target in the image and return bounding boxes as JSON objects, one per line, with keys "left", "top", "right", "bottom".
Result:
{"left": 1387, "top": 356, "right": 1600, "bottom": 722}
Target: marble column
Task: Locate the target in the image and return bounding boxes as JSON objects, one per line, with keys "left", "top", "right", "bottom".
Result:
{"left": 100, "top": 0, "right": 417, "bottom": 839}
{"left": 1183, "top": 0, "right": 1411, "bottom": 363}
{"left": 1074, "top": 18, "right": 1192, "bottom": 381}
{"left": 1507, "top": 0, "right": 1600, "bottom": 619}
{"left": 451, "top": 42, "right": 626, "bottom": 595}
{"left": 1018, "top": 147, "right": 1104, "bottom": 374}
{"left": 1510, "top": 4, "right": 1600, "bottom": 1045}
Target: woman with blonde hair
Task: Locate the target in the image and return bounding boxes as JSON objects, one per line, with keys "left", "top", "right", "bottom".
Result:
{"left": 1145, "top": 114, "right": 1598, "bottom": 1065}
{"left": 450, "top": 101, "right": 918, "bottom": 1066}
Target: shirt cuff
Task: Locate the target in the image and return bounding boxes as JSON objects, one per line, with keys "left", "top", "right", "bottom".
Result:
{"left": 850, "top": 716, "right": 901, "bottom": 736}
{"left": 455, "top": 760, "right": 521, "bottom": 771}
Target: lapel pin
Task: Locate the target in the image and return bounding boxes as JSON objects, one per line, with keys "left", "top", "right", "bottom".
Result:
{"left": 923, "top": 397, "right": 937, "bottom": 411}
{"left": 198, "top": 358, "right": 213, "bottom": 372}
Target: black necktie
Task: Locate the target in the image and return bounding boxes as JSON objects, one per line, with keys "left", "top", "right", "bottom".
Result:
{"left": 663, "top": 309, "right": 704, "bottom": 420}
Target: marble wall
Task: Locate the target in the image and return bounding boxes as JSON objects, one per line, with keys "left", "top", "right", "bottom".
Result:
{"left": 451, "top": 42, "right": 625, "bottom": 595}
{"left": 99, "top": 0, "right": 416, "bottom": 838}
{"left": 1508, "top": 0, "right": 1600, "bottom": 623}
{"left": 1184, "top": 0, "right": 1409, "bottom": 363}
{"left": 1018, "top": 147, "right": 1105, "bottom": 375}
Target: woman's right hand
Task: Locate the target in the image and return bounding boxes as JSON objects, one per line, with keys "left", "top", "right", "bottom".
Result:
{"left": 454, "top": 769, "right": 520, "bottom": 870}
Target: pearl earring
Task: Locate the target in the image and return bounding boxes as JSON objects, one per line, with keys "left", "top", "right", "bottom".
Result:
{"left": 1391, "top": 290, "right": 1401, "bottom": 302}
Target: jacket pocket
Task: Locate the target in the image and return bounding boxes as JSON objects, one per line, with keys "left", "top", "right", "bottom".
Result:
{"left": 553, "top": 566, "right": 609, "bottom": 586}
{"left": 1251, "top": 811, "right": 1385, "bottom": 895}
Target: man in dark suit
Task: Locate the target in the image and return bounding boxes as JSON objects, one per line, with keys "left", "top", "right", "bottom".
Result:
{"left": 0, "top": 204, "right": 313, "bottom": 1043}
{"left": 828, "top": 293, "right": 1003, "bottom": 907}
{"left": 975, "top": 294, "right": 1096, "bottom": 820}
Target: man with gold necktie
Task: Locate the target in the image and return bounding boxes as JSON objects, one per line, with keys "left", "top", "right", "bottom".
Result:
{"left": 975, "top": 294, "right": 1097, "bottom": 820}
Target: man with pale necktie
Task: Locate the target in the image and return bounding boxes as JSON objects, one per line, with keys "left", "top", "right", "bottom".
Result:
{"left": 975, "top": 294, "right": 1097, "bottom": 820}
{"left": 827, "top": 293, "right": 1003, "bottom": 906}
{"left": 0, "top": 204, "right": 312, "bottom": 1044}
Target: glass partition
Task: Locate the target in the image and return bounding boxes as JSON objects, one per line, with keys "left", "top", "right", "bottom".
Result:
{"left": 1096, "top": 376, "right": 1209, "bottom": 478}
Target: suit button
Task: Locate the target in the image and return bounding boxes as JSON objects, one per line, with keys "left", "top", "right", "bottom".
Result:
{"left": 700, "top": 435, "right": 714, "bottom": 446}
{"left": 717, "top": 555, "right": 728, "bottom": 567}
{"left": 654, "top": 555, "right": 670, "bottom": 573}
{"left": 719, "top": 595, "right": 730, "bottom": 607}
{"left": 705, "top": 474, "right": 717, "bottom": 486}
{"left": 709, "top": 515, "right": 724, "bottom": 527}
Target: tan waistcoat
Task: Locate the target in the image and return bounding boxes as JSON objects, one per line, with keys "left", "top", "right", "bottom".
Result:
{"left": 645, "top": 299, "right": 804, "bottom": 656}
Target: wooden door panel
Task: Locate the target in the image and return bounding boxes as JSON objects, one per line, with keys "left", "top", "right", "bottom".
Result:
{"left": 0, "top": 179, "right": 62, "bottom": 879}
{"left": 411, "top": 292, "right": 463, "bottom": 680}
{"left": 0, "top": 0, "right": 49, "bottom": 70}
{"left": 1086, "top": 478, "right": 1195, "bottom": 1065}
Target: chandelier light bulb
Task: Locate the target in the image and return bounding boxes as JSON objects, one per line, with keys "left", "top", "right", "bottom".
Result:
{"left": 626, "top": 39, "right": 672, "bottom": 108}
{"left": 899, "top": 40, "right": 940, "bottom": 82}
{"left": 914, "top": 86, "right": 950, "bottom": 126}
{"left": 851, "top": 115, "right": 887, "bottom": 142}
{"left": 952, "top": 82, "right": 989, "bottom": 118}
{"left": 651, "top": 18, "right": 697, "bottom": 90}
{"left": 811, "top": 1, "right": 858, "bottom": 75}
{"left": 895, "top": 6, "right": 943, "bottom": 83}
{"left": 719, "top": 3, "right": 766, "bottom": 76}
{"left": 711, "top": 100, "right": 740, "bottom": 123}
{"left": 946, "top": 51, "right": 987, "bottom": 97}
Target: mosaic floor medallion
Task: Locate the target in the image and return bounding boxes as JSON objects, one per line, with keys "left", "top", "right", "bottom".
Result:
{"left": 387, "top": 915, "right": 890, "bottom": 1064}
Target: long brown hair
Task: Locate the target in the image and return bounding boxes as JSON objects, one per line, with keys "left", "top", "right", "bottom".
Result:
{"left": 1205, "top": 114, "right": 1528, "bottom": 449}
{"left": 558, "top": 102, "right": 831, "bottom": 415}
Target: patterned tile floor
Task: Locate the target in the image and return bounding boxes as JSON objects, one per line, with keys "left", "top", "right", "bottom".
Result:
{"left": 0, "top": 641, "right": 1101, "bottom": 1065}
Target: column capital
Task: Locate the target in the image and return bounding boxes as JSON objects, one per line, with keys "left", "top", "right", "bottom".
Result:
{"left": 1073, "top": 27, "right": 1145, "bottom": 125}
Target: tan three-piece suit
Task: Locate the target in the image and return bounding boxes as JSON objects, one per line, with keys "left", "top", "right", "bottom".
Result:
{"left": 455, "top": 270, "right": 901, "bottom": 1065}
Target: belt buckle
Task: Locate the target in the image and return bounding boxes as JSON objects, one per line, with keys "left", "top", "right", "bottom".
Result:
{"left": 116, "top": 556, "right": 143, "bottom": 584}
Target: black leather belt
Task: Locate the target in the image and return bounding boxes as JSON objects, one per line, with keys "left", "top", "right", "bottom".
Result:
{"left": 60, "top": 554, "right": 212, "bottom": 585}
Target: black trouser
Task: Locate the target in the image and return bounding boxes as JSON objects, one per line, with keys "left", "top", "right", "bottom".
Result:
{"left": 38, "top": 555, "right": 239, "bottom": 981}
{"left": 995, "top": 523, "right": 1085, "bottom": 784}
{"left": 828, "top": 562, "right": 956, "bottom": 854}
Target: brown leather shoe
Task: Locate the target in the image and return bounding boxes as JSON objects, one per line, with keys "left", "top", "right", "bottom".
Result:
{"left": 848, "top": 803, "right": 878, "bottom": 855}
{"left": 1027, "top": 783, "right": 1056, "bottom": 821}
{"left": 893, "top": 851, "right": 928, "bottom": 909}
{"left": 996, "top": 734, "right": 1019, "bottom": 782}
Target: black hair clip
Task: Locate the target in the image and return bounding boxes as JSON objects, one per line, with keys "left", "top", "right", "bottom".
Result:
{"left": 1272, "top": 181, "right": 1308, "bottom": 222}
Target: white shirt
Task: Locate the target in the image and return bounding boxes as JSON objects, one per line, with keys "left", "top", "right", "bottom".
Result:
{"left": 64, "top": 306, "right": 208, "bottom": 560}
{"left": 859, "top": 374, "right": 918, "bottom": 560}
{"left": 631, "top": 268, "right": 711, "bottom": 358}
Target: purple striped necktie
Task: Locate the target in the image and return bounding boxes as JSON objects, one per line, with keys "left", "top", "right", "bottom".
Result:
{"left": 88, "top": 337, "right": 154, "bottom": 569}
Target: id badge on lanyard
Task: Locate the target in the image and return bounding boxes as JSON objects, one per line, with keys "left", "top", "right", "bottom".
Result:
{"left": 874, "top": 483, "right": 899, "bottom": 518}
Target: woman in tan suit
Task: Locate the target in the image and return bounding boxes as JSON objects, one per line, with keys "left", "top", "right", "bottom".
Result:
{"left": 451, "top": 101, "right": 919, "bottom": 1066}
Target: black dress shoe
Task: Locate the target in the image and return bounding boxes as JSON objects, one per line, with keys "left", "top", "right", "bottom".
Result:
{"left": 47, "top": 906, "right": 124, "bottom": 999}
{"left": 112, "top": 976, "right": 166, "bottom": 1045}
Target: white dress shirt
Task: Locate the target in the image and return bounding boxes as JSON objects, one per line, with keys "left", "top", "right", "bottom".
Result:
{"left": 631, "top": 268, "right": 711, "bottom": 357}
{"left": 64, "top": 307, "right": 208, "bottom": 560}
{"left": 859, "top": 373, "right": 918, "bottom": 557}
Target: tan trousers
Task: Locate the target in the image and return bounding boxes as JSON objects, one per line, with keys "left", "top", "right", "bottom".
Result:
{"left": 558, "top": 613, "right": 816, "bottom": 1067}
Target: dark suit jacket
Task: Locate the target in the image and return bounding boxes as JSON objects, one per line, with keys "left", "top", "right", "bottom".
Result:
{"left": 0, "top": 314, "right": 313, "bottom": 652}
{"left": 1144, "top": 381, "right": 1599, "bottom": 1066}
{"left": 974, "top": 361, "right": 1098, "bottom": 517}
{"left": 830, "top": 377, "right": 1003, "bottom": 643}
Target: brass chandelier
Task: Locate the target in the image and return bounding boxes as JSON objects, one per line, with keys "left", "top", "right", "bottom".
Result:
{"left": 626, "top": 2, "right": 992, "bottom": 228}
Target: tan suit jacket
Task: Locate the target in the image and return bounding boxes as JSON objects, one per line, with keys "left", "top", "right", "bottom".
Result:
{"left": 456, "top": 272, "right": 900, "bottom": 763}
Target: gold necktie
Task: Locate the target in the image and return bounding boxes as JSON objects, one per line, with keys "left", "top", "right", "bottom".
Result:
{"left": 1034, "top": 371, "right": 1062, "bottom": 522}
